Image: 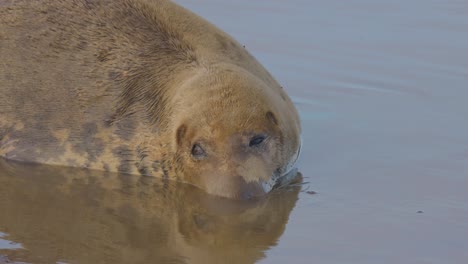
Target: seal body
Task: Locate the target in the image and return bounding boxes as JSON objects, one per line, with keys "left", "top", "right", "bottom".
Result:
{"left": 0, "top": 0, "right": 301, "bottom": 199}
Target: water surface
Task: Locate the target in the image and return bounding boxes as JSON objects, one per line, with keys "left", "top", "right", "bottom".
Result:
{"left": 2, "top": 0, "right": 468, "bottom": 263}
{"left": 171, "top": 1, "right": 468, "bottom": 263}
{"left": 0, "top": 160, "right": 300, "bottom": 264}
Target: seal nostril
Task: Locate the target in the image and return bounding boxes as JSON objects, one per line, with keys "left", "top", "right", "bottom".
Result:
{"left": 241, "top": 190, "right": 254, "bottom": 200}
{"left": 238, "top": 180, "right": 267, "bottom": 200}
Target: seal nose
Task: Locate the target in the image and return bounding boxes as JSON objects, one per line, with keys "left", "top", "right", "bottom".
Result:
{"left": 238, "top": 180, "right": 266, "bottom": 200}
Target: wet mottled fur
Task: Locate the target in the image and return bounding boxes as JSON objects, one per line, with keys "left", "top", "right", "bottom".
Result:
{"left": 0, "top": 0, "right": 301, "bottom": 198}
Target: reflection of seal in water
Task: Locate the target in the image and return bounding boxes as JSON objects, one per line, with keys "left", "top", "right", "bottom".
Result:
{"left": 0, "top": 0, "right": 301, "bottom": 199}
{"left": 0, "top": 160, "right": 301, "bottom": 264}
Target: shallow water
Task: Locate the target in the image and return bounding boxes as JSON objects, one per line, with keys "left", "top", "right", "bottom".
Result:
{"left": 1, "top": 0, "right": 468, "bottom": 263}
{"left": 0, "top": 160, "right": 302, "bottom": 264}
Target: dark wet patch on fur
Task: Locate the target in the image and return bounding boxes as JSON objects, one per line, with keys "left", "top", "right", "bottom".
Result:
{"left": 83, "top": 122, "right": 98, "bottom": 136}
{"left": 162, "top": 167, "right": 169, "bottom": 179}
{"left": 161, "top": 159, "right": 171, "bottom": 179}
{"left": 151, "top": 159, "right": 171, "bottom": 180}
{"left": 1, "top": 118, "right": 66, "bottom": 162}
{"left": 160, "top": 159, "right": 172, "bottom": 189}
{"left": 88, "top": 139, "right": 105, "bottom": 162}
{"left": 118, "top": 160, "right": 132, "bottom": 173}
{"left": 137, "top": 146, "right": 149, "bottom": 162}
{"left": 138, "top": 165, "right": 149, "bottom": 175}
{"left": 113, "top": 145, "right": 134, "bottom": 174}
{"left": 152, "top": 161, "right": 161, "bottom": 173}
{"left": 71, "top": 122, "right": 104, "bottom": 162}
{"left": 115, "top": 117, "right": 136, "bottom": 141}
{"left": 135, "top": 145, "right": 150, "bottom": 175}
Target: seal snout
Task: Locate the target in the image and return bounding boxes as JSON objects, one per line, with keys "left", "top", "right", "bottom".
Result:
{"left": 209, "top": 175, "right": 267, "bottom": 200}
{"left": 239, "top": 180, "right": 266, "bottom": 200}
{"left": 220, "top": 175, "right": 266, "bottom": 200}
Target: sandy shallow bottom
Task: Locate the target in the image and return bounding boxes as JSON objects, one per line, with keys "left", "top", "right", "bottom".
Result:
{"left": 1, "top": 0, "right": 468, "bottom": 263}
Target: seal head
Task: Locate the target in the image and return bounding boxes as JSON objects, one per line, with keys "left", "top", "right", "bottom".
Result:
{"left": 170, "top": 65, "right": 301, "bottom": 199}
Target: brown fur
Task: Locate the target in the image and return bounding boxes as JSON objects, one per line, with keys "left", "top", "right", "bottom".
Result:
{"left": 0, "top": 0, "right": 301, "bottom": 199}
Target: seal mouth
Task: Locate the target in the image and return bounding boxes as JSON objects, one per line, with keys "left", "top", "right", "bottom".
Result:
{"left": 284, "top": 136, "right": 302, "bottom": 175}
{"left": 261, "top": 137, "right": 302, "bottom": 193}
{"left": 260, "top": 168, "right": 299, "bottom": 194}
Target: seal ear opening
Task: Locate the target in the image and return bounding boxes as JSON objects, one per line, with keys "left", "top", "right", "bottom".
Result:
{"left": 176, "top": 124, "right": 187, "bottom": 146}
{"left": 266, "top": 111, "right": 278, "bottom": 126}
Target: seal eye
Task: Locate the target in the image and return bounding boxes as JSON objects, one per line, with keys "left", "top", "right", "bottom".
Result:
{"left": 191, "top": 143, "right": 206, "bottom": 159}
{"left": 249, "top": 135, "right": 266, "bottom": 147}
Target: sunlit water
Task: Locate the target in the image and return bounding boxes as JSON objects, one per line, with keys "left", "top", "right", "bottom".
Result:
{"left": 1, "top": 0, "right": 468, "bottom": 263}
